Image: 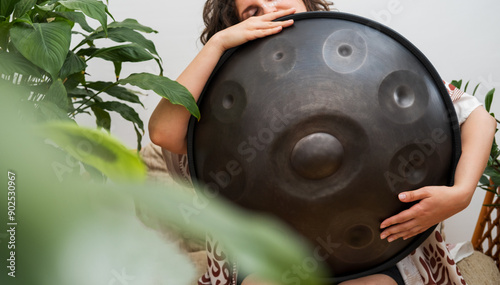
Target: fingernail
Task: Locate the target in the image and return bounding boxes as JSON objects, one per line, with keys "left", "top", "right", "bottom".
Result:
{"left": 380, "top": 233, "right": 387, "bottom": 239}
{"left": 387, "top": 237, "right": 395, "bottom": 243}
{"left": 399, "top": 193, "right": 406, "bottom": 200}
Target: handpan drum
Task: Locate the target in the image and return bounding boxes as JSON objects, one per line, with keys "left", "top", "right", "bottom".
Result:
{"left": 187, "top": 12, "right": 461, "bottom": 282}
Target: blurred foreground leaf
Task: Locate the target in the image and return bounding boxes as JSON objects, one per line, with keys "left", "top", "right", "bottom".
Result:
{"left": 132, "top": 183, "right": 327, "bottom": 285}
{"left": 39, "top": 121, "right": 147, "bottom": 183}
{"left": 0, "top": 86, "right": 326, "bottom": 285}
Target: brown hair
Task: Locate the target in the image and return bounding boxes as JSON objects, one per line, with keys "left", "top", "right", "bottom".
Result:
{"left": 200, "top": 0, "right": 333, "bottom": 45}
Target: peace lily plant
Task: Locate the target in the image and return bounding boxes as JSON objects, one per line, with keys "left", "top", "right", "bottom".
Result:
{"left": 0, "top": 0, "right": 199, "bottom": 181}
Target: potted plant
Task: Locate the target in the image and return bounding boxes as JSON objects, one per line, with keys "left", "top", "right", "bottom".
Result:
{"left": 0, "top": 0, "right": 199, "bottom": 181}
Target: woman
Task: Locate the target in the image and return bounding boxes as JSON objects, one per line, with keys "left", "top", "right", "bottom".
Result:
{"left": 149, "top": 0, "right": 496, "bottom": 284}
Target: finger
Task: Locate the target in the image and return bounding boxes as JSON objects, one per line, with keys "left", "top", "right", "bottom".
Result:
{"left": 254, "top": 25, "right": 284, "bottom": 38}
{"left": 401, "top": 228, "right": 425, "bottom": 240}
{"left": 381, "top": 224, "right": 419, "bottom": 242}
{"left": 386, "top": 231, "right": 407, "bottom": 243}
{"left": 387, "top": 226, "right": 425, "bottom": 242}
{"left": 261, "top": 8, "right": 297, "bottom": 20}
{"left": 398, "top": 187, "right": 431, "bottom": 203}
{"left": 402, "top": 223, "right": 437, "bottom": 240}
{"left": 380, "top": 218, "right": 417, "bottom": 239}
{"left": 257, "top": 19, "right": 294, "bottom": 30}
{"left": 250, "top": 19, "right": 294, "bottom": 40}
{"left": 277, "top": 18, "right": 295, "bottom": 28}
{"left": 380, "top": 207, "right": 416, "bottom": 229}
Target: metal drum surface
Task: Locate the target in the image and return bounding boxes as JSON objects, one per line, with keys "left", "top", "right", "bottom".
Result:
{"left": 187, "top": 12, "right": 461, "bottom": 282}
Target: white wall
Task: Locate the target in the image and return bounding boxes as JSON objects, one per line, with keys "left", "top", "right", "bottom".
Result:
{"left": 85, "top": 0, "right": 500, "bottom": 244}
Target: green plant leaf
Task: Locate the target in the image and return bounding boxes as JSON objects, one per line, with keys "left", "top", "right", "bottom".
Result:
{"left": 76, "top": 26, "right": 161, "bottom": 59}
{"left": 1, "top": 90, "right": 325, "bottom": 285}
{"left": 473, "top": 83, "right": 480, "bottom": 96}
{"left": 90, "top": 105, "right": 111, "bottom": 131}
{"left": 132, "top": 185, "right": 327, "bottom": 285}
{"left": 58, "top": 0, "right": 109, "bottom": 35}
{"left": 76, "top": 46, "right": 97, "bottom": 57}
{"left": 0, "top": 21, "right": 11, "bottom": 49}
{"left": 479, "top": 175, "right": 490, "bottom": 186}
{"left": 0, "top": 50, "right": 44, "bottom": 79}
{"left": 13, "top": 0, "right": 36, "bottom": 18}
{"left": 36, "top": 101, "right": 71, "bottom": 121}
{"left": 93, "top": 101, "right": 144, "bottom": 150}
{"left": 450, "top": 79, "right": 462, "bottom": 89}
{"left": 484, "top": 165, "right": 500, "bottom": 186}
{"left": 0, "top": 76, "right": 33, "bottom": 101}
{"left": 81, "top": 161, "right": 107, "bottom": 182}
{"left": 10, "top": 21, "right": 72, "bottom": 78}
{"left": 70, "top": 92, "right": 100, "bottom": 116}
{"left": 45, "top": 78, "right": 69, "bottom": 109}
{"left": 0, "top": 0, "right": 17, "bottom": 18}
{"left": 133, "top": 123, "right": 142, "bottom": 151}
{"left": 86, "top": 81, "right": 144, "bottom": 107}
{"left": 64, "top": 70, "right": 86, "bottom": 90}
{"left": 86, "top": 43, "right": 155, "bottom": 63}
{"left": 40, "top": 121, "right": 147, "bottom": 182}
{"left": 485, "top": 88, "right": 495, "bottom": 113}
{"left": 68, "top": 87, "right": 94, "bottom": 98}
{"left": 59, "top": 50, "right": 87, "bottom": 79}
{"left": 119, "top": 73, "right": 200, "bottom": 119}
{"left": 464, "top": 80, "right": 470, "bottom": 93}
{"left": 107, "top": 18, "right": 158, "bottom": 34}
{"left": 113, "top": 60, "right": 121, "bottom": 79}
{"left": 491, "top": 138, "right": 499, "bottom": 159}
{"left": 35, "top": 2, "right": 56, "bottom": 12}
{"left": 484, "top": 165, "right": 497, "bottom": 176}
{"left": 94, "top": 101, "right": 144, "bottom": 131}
{"left": 55, "top": 10, "right": 94, "bottom": 32}
{"left": 12, "top": 12, "right": 32, "bottom": 25}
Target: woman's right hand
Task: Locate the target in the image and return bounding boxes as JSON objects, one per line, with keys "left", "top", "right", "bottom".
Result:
{"left": 210, "top": 8, "right": 297, "bottom": 52}
{"left": 149, "top": 8, "right": 297, "bottom": 154}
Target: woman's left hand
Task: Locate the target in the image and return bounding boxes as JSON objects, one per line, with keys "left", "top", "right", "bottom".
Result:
{"left": 379, "top": 185, "right": 470, "bottom": 242}
{"left": 380, "top": 104, "right": 496, "bottom": 243}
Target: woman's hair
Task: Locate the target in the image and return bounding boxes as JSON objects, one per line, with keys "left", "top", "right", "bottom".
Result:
{"left": 200, "top": 0, "right": 333, "bottom": 45}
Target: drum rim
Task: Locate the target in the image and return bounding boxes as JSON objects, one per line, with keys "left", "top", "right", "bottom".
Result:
{"left": 186, "top": 11, "right": 461, "bottom": 282}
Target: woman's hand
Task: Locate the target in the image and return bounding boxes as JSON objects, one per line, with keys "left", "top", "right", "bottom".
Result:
{"left": 149, "top": 9, "right": 297, "bottom": 154}
{"left": 379, "top": 185, "right": 470, "bottom": 242}
{"left": 380, "top": 106, "right": 496, "bottom": 242}
{"left": 210, "top": 8, "right": 297, "bottom": 52}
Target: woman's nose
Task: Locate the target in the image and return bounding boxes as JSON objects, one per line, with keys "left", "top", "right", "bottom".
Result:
{"left": 261, "top": 0, "right": 278, "bottom": 14}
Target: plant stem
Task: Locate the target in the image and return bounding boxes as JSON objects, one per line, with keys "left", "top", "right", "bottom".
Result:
{"left": 70, "top": 81, "right": 120, "bottom": 118}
